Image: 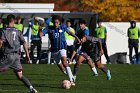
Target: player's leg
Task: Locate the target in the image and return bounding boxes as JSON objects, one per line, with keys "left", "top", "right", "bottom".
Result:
{"left": 96, "top": 60, "right": 111, "bottom": 80}
{"left": 60, "top": 49, "right": 75, "bottom": 86}
{"left": 36, "top": 40, "right": 42, "bottom": 64}
{"left": 87, "top": 58, "right": 98, "bottom": 76}
{"left": 15, "top": 70, "right": 38, "bottom": 93}
{"left": 57, "top": 62, "right": 67, "bottom": 74}
{"left": 73, "top": 55, "right": 85, "bottom": 76}
{"left": 134, "top": 42, "right": 139, "bottom": 63}
{"left": 11, "top": 53, "right": 37, "bottom": 93}
{"left": 102, "top": 43, "right": 111, "bottom": 64}
{"left": 128, "top": 42, "right": 133, "bottom": 64}
{"left": 30, "top": 40, "right": 36, "bottom": 64}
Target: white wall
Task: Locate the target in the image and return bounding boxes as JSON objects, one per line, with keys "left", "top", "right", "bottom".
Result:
{"left": 101, "top": 22, "right": 140, "bottom": 64}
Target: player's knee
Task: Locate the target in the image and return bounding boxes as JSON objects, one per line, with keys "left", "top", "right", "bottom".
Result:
{"left": 14, "top": 69, "right": 23, "bottom": 79}
{"left": 97, "top": 64, "right": 102, "bottom": 69}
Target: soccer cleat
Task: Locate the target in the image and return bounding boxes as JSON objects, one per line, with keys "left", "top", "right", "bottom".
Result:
{"left": 73, "top": 76, "right": 76, "bottom": 82}
{"left": 107, "top": 70, "right": 111, "bottom": 80}
{"left": 70, "top": 81, "right": 75, "bottom": 86}
{"left": 30, "top": 88, "right": 38, "bottom": 93}
{"left": 93, "top": 74, "right": 98, "bottom": 77}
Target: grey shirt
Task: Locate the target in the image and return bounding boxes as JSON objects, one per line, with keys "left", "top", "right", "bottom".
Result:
{"left": 0, "top": 27, "right": 25, "bottom": 54}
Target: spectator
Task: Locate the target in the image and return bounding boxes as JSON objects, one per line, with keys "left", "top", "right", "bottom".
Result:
{"left": 64, "top": 20, "right": 75, "bottom": 64}
{"left": 95, "top": 20, "right": 111, "bottom": 64}
{"left": 14, "top": 16, "right": 24, "bottom": 32}
{"left": 127, "top": 20, "right": 140, "bottom": 64}
{"left": 29, "top": 18, "right": 42, "bottom": 64}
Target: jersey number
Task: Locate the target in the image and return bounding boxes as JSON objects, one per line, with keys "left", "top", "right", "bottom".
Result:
{"left": 55, "top": 33, "right": 59, "bottom": 38}
{"left": 12, "top": 32, "right": 16, "bottom": 40}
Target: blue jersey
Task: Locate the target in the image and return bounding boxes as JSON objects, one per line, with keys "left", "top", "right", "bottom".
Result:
{"left": 77, "top": 27, "right": 90, "bottom": 36}
{"left": 42, "top": 25, "right": 68, "bottom": 52}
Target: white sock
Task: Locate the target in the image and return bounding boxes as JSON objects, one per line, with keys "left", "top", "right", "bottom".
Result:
{"left": 63, "top": 70, "right": 67, "bottom": 74}
{"left": 29, "top": 86, "right": 33, "bottom": 90}
{"left": 66, "top": 67, "right": 74, "bottom": 82}
{"left": 92, "top": 67, "right": 98, "bottom": 75}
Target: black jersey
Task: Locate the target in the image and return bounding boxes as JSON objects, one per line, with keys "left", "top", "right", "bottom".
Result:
{"left": 75, "top": 36, "right": 100, "bottom": 55}
{"left": 0, "top": 27, "right": 25, "bottom": 54}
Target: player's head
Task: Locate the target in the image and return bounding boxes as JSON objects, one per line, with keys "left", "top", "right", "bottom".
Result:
{"left": 7, "top": 14, "right": 15, "bottom": 25}
{"left": 66, "top": 20, "right": 71, "bottom": 27}
{"left": 16, "top": 16, "right": 22, "bottom": 23}
{"left": 79, "top": 20, "right": 86, "bottom": 30}
{"left": 97, "top": 20, "right": 102, "bottom": 27}
{"left": 77, "top": 31, "right": 86, "bottom": 43}
{"left": 52, "top": 15, "right": 61, "bottom": 28}
{"left": 130, "top": 20, "right": 136, "bottom": 28}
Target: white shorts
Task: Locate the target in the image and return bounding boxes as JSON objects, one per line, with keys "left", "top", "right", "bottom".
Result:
{"left": 51, "top": 49, "right": 67, "bottom": 64}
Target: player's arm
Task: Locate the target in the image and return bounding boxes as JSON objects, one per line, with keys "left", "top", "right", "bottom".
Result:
{"left": 70, "top": 43, "right": 80, "bottom": 61}
{"left": 98, "top": 39, "right": 104, "bottom": 56}
{"left": 0, "top": 39, "right": 3, "bottom": 48}
{"left": 70, "top": 51, "right": 76, "bottom": 62}
{"left": 19, "top": 31, "right": 30, "bottom": 63}
{"left": 67, "top": 30, "right": 81, "bottom": 44}
{"left": 23, "top": 42, "right": 30, "bottom": 63}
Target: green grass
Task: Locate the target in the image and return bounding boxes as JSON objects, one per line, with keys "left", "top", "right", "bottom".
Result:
{"left": 0, "top": 64, "right": 140, "bottom": 93}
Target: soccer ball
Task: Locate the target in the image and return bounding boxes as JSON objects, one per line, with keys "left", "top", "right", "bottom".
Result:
{"left": 61, "top": 80, "right": 71, "bottom": 89}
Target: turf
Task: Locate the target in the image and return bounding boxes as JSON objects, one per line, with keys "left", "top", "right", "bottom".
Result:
{"left": 0, "top": 64, "right": 140, "bottom": 93}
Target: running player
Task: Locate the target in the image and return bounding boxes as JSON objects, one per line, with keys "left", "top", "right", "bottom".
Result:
{"left": 36, "top": 15, "right": 81, "bottom": 86}
{"left": 71, "top": 32, "right": 111, "bottom": 81}
{"left": 0, "top": 14, "right": 38, "bottom": 93}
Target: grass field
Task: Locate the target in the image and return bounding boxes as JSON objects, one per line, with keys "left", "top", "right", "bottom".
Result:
{"left": 0, "top": 64, "right": 140, "bottom": 93}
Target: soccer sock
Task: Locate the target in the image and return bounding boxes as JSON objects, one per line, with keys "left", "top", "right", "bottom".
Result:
{"left": 20, "top": 76, "right": 33, "bottom": 89}
{"left": 66, "top": 67, "right": 74, "bottom": 82}
{"left": 73, "top": 64, "right": 78, "bottom": 76}
{"left": 63, "top": 70, "right": 67, "bottom": 74}
{"left": 91, "top": 67, "right": 98, "bottom": 75}
{"left": 101, "top": 67, "right": 108, "bottom": 74}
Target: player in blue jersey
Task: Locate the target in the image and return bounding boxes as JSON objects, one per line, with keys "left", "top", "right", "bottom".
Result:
{"left": 36, "top": 15, "right": 80, "bottom": 86}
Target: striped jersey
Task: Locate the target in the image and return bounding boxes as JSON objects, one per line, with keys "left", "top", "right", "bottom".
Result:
{"left": 42, "top": 25, "right": 68, "bottom": 52}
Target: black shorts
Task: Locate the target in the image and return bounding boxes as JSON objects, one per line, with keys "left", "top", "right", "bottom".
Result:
{"left": 0, "top": 53, "right": 22, "bottom": 72}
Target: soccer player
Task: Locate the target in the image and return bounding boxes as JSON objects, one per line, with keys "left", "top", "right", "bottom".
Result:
{"left": 71, "top": 32, "right": 111, "bottom": 81}
{"left": 77, "top": 19, "right": 89, "bottom": 36}
{"left": 37, "top": 15, "right": 80, "bottom": 86}
{"left": 0, "top": 14, "right": 38, "bottom": 93}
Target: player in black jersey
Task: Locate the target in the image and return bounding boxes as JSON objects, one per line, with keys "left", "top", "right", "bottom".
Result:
{"left": 71, "top": 32, "right": 111, "bottom": 81}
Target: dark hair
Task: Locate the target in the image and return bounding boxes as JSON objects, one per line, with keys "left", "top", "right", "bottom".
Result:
{"left": 79, "top": 19, "right": 86, "bottom": 24}
{"left": 52, "top": 15, "right": 61, "bottom": 22}
{"left": 66, "top": 20, "right": 71, "bottom": 23}
{"left": 77, "top": 30, "right": 85, "bottom": 39}
{"left": 129, "top": 20, "right": 136, "bottom": 24}
{"left": 7, "top": 14, "right": 15, "bottom": 23}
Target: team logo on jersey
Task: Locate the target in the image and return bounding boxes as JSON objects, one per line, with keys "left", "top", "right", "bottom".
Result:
{"left": 59, "top": 29, "right": 63, "bottom": 33}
